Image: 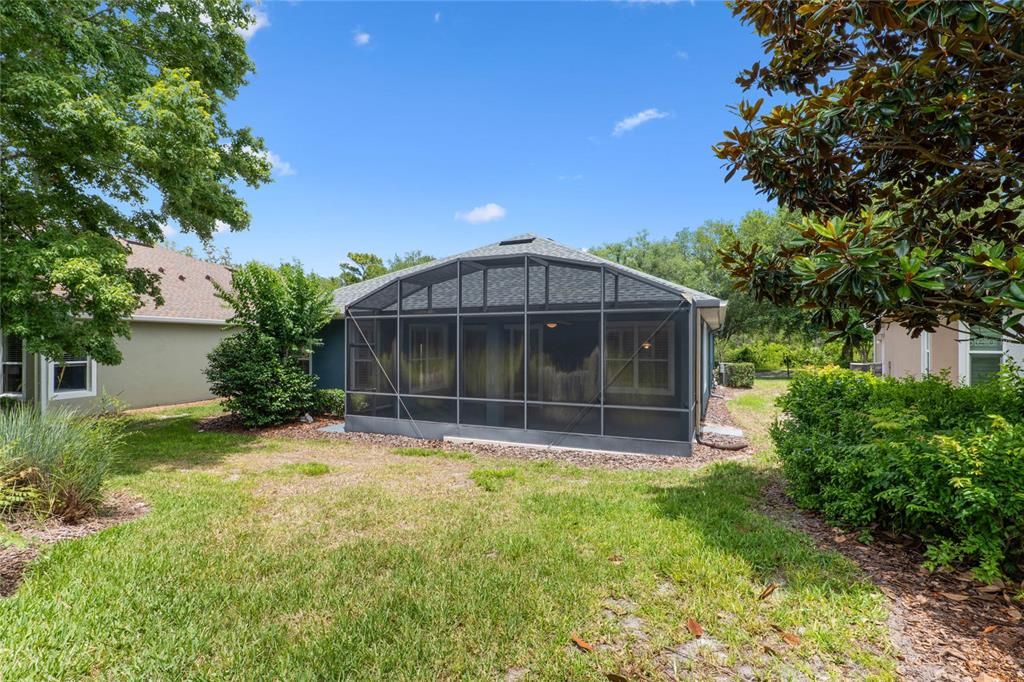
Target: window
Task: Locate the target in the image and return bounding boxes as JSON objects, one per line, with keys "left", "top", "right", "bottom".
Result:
{"left": 51, "top": 353, "right": 94, "bottom": 396}
{"left": 1, "top": 334, "right": 24, "bottom": 397}
{"left": 347, "top": 318, "right": 397, "bottom": 393}
{"left": 969, "top": 330, "right": 1002, "bottom": 385}
{"left": 297, "top": 353, "right": 312, "bottom": 375}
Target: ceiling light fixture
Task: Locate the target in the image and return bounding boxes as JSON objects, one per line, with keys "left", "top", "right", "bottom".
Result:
{"left": 641, "top": 341, "right": 653, "bottom": 350}
{"left": 546, "top": 322, "right": 558, "bottom": 329}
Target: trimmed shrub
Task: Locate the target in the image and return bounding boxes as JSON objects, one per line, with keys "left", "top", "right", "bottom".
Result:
{"left": 773, "top": 365, "right": 1024, "bottom": 581}
{"left": 205, "top": 332, "right": 316, "bottom": 428}
{"left": 723, "top": 340, "right": 845, "bottom": 370}
{"left": 312, "top": 388, "right": 345, "bottom": 418}
{"left": 720, "top": 362, "right": 755, "bottom": 388}
{"left": 0, "top": 405, "right": 124, "bottom": 521}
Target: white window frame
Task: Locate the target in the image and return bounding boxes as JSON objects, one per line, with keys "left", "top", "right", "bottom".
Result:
{"left": 46, "top": 355, "right": 97, "bottom": 400}
{"left": 406, "top": 321, "right": 449, "bottom": 394}
{"left": 920, "top": 331, "right": 932, "bottom": 376}
{"left": 0, "top": 333, "right": 26, "bottom": 399}
{"left": 958, "top": 323, "right": 1004, "bottom": 386}
{"left": 605, "top": 321, "right": 674, "bottom": 396}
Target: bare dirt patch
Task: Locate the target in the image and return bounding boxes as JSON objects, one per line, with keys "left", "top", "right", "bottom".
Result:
{"left": 760, "top": 480, "right": 1024, "bottom": 682}
{"left": 0, "top": 491, "right": 149, "bottom": 597}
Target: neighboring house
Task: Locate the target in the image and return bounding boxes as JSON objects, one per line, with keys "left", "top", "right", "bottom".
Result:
{"left": 317, "top": 234, "right": 727, "bottom": 456}
{"left": 874, "top": 323, "right": 1024, "bottom": 384}
{"left": 1, "top": 242, "right": 234, "bottom": 411}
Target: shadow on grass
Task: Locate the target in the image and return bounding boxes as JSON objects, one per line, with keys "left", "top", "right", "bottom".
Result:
{"left": 646, "top": 461, "right": 871, "bottom": 592}
{"left": 116, "top": 413, "right": 259, "bottom": 475}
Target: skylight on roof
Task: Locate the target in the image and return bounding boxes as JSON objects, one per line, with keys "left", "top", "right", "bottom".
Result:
{"left": 499, "top": 237, "right": 536, "bottom": 246}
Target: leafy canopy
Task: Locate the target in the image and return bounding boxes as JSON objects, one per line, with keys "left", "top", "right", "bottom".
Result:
{"left": 0, "top": 0, "right": 271, "bottom": 364}
{"left": 714, "top": 0, "right": 1024, "bottom": 343}
{"left": 592, "top": 208, "right": 822, "bottom": 341}
{"left": 215, "top": 262, "right": 334, "bottom": 361}
{"left": 339, "top": 250, "right": 435, "bottom": 284}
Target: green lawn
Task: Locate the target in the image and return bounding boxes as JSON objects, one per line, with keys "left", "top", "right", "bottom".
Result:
{"left": 0, "top": 386, "right": 897, "bottom": 680}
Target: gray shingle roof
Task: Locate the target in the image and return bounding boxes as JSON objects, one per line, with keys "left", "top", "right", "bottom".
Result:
{"left": 126, "top": 242, "right": 233, "bottom": 322}
{"left": 333, "top": 234, "right": 721, "bottom": 314}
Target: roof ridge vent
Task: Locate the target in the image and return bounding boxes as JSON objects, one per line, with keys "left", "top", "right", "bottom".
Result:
{"left": 499, "top": 236, "right": 536, "bottom": 246}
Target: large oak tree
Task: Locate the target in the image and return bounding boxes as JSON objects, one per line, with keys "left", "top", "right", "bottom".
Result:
{"left": 714, "top": 0, "right": 1024, "bottom": 343}
{"left": 1, "top": 0, "right": 271, "bottom": 364}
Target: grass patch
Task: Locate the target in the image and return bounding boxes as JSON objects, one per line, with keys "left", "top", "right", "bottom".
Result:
{"left": 0, "top": 402, "right": 897, "bottom": 679}
{"left": 469, "top": 467, "right": 519, "bottom": 492}
{"left": 277, "top": 462, "right": 330, "bottom": 477}
{"left": 392, "top": 447, "right": 472, "bottom": 460}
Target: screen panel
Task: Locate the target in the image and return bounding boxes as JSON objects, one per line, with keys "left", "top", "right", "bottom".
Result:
{"left": 461, "top": 258, "right": 525, "bottom": 313}
{"left": 347, "top": 393, "right": 397, "bottom": 418}
{"left": 347, "top": 318, "right": 398, "bottom": 393}
{"left": 459, "top": 400, "right": 524, "bottom": 429}
{"left": 604, "top": 310, "right": 688, "bottom": 408}
{"left": 527, "top": 313, "right": 600, "bottom": 403}
{"left": 461, "top": 316, "right": 524, "bottom": 400}
{"left": 527, "top": 403, "right": 600, "bottom": 435}
{"left": 401, "top": 263, "right": 458, "bottom": 314}
{"left": 400, "top": 317, "right": 457, "bottom": 396}
{"left": 604, "top": 271, "right": 680, "bottom": 308}
{"left": 402, "top": 396, "right": 457, "bottom": 423}
{"left": 527, "top": 260, "right": 602, "bottom": 311}
{"left": 349, "top": 282, "right": 398, "bottom": 316}
{"left": 603, "top": 408, "right": 687, "bottom": 441}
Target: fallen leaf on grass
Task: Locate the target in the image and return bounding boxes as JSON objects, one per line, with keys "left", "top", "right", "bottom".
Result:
{"left": 781, "top": 631, "right": 801, "bottom": 646}
{"left": 604, "top": 674, "right": 628, "bottom": 682}
{"left": 686, "top": 618, "right": 703, "bottom": 638}
{"left": 758, "top": 583, "right": 778, "bottom": 600}
{"left": 940, "top": 591, "right": 971, "bottom": 602}
{"left": 571, "top": 634, "right": 594, "bottom": 652}
{"left": 608, "top": 554, "right": 623, "bottom": 565}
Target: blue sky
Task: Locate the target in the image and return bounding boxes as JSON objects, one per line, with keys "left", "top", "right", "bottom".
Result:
{"left": 172, "top": 1, "right": 775, "bottom": 277}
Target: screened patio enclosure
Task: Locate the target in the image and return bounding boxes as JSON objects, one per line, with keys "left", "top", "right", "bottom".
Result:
{"left": 338, "top": 236, "right": 725, "bottom": 456}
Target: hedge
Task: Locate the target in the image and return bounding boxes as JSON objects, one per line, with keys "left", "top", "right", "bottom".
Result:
{"left": 773, "top": 365, "right": 1024, "bottom": 581}
{"left": 720, "top": 362, "right": 755, "bottom": 388}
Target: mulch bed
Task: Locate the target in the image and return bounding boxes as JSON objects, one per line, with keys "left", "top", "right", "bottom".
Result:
{"left": 198, "top": 395, "right": 754, "bottom": 472}
{"left": 0, "top": 491, "right": 149, "bottom": 597}
{"left": 760, "top": 481, "right": 1024, "bottom": 682}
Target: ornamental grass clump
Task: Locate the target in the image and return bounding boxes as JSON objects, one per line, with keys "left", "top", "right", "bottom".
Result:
{"left": 773, "top": 365, "right": 1024, "bottom": 582}
{"left": 0, "top": 405, "right": 125, "bottom": 521}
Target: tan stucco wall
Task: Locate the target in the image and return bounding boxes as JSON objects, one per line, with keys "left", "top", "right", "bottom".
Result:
{"left": 876, "top": 324, "right": 960, "bottom": 379}
{"left": 931, "top": 326, "right": 959, "bottom": 378}
{"left": 877, "top": 323, "right": 923, "bottom": 378}
{"left": 48, "top": 321, "right": 230, "bottom": 411}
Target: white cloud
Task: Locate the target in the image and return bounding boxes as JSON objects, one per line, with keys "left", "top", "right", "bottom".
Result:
{"left": 675, "top": 50, "right": 689, "bottom": 60}
{"left": 613, "top": 108, "right": 670, "bottom": 136}
{"left": 455, "top": 203, "right": 506, "bottom": 224}
{"left": 434, "top": 11, "right": 442, "bottom": 23}
{"left": 160, "top": 222, "right": 176, "bottom": 238}
{"left": 353, "top": 30, "right": 371, "bottom": 47}
{"left": 237, "top": 7, "right": 269, "bottom": 41}
{"left": 215, "top": 220, "right": 230, "bottom": 234}
{"left": 265, "top": 150, "right": 296, "bottom": 177}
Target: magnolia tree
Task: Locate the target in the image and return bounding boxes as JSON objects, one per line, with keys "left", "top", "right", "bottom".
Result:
{"left": 0, "top": 0, "right": 271, "bottom": 364}
{"left": 714, "top": 0, "right": 1024, "bottom": 343}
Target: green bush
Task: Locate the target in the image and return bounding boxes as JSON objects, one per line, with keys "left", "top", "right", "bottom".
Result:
{"left": 206, "top": 332, "right": 316, "bottom": 428}
{"left": 311, "top": 388, "right": 345, "bottom": 418}
{"left": 723, "top": 339, "right": 844, "bottom": 370}
{"left": 720, "top": 362, "right": 755, "bottom": 388}
{"left": 773, "top": 365, "right": 1024, "bottom": 581}
{"left": 0, "top": 405, "right": 124, "bottom": 521}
